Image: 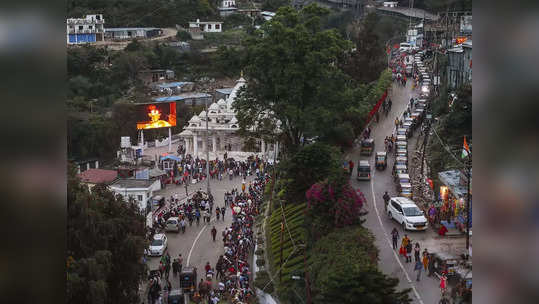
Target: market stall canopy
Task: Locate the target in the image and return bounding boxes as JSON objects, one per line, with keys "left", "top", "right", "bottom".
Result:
{"left": 161, "top": 154, "right": 181, "bottom": 162}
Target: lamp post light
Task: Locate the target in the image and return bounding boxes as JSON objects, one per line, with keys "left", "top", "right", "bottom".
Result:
{"left": 204, "top": 96, "right": 211, "bottom": 197}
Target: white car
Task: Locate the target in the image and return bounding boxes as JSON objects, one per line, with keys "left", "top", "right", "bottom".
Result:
{"left": 148, "top": 233, "right": 168, "bottom": 256}
{"left": 399, "top": 42, "right": 411, "bottom": 53}
{"left": 165, "top": 218, "right": 180, "bottom": 233}
{"left": 387, "top": 197, "right": 428, "bottom": 231}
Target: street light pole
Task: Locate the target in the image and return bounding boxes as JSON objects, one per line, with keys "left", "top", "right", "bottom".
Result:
{"left": 205, "top": 97, "right": 211, "bottom": 196}
{"left": 465, "top": 156, "right": 472, "bottom": 251}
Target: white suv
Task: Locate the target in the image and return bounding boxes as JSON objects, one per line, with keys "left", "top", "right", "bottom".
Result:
{"left": 148, "top": 233, "right": 168, "bottom": 256}
{"left": 387, "top": 197, "right": 428, "bottom": 231}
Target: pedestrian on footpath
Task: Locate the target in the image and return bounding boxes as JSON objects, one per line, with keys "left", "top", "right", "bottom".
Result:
{"left": 221, "top": 206, "right": 226, "bottom": 221}
{"left": 414, "top": 260, "right": 423, "bottom": 281}
{"left": 440, "top": 273, "right": 448, "bottom": 296}
{"left": 211, "top": 226, "right": 217, "bottom": 242}
{"left": 178, "top": 254, "right": 183, "bottom": 273}
{"left": 216, "top": 207, "right": 220, "bottom": 220}
{"left": 391, "top": 227, "right": 399, "bottom": 250}
{"left": 414, "top": 242, "right": 421, "bottom": 262}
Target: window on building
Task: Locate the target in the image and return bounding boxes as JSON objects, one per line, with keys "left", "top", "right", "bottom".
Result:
{"left": 89, "top": 25, "right": 93, "bottom": 29}
{"left": 137, "top": 195, "right": 143, "bottom": 201}
{"left": 208, "top": 24, "right": 212, "bottom": 30}
{"left": 215, "top": 24, "right": 220, "bottom": 30}
{"left": 79, "top": 26, "right": 83, "bottom": 30}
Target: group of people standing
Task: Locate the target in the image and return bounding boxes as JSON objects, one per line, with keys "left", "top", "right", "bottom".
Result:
{"left": 192, "top": 174, "right": 268, "bottom": 304}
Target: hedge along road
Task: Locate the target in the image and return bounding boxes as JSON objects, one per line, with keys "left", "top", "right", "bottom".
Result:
{"left": 348, "top": 80, "right": 441, "bottom": 304}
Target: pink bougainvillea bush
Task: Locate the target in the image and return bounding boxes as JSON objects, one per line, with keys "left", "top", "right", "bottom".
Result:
{"left": 305, "top": 179, "right": 367, "bottom": 238}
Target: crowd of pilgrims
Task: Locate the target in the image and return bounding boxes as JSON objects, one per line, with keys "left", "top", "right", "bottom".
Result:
{"left": 162, "top": 151, "right": 268, "bottom": 185}
{"left": 192, "top": 174, "right": 269, "bottom": 304}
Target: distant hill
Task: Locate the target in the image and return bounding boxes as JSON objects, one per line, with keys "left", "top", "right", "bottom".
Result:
{"left": 67, "top": 0, "right": 218, "bottom": 28}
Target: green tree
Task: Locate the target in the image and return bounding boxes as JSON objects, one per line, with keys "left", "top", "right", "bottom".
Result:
{"left": 67, "top": 165, "right": 147, "bottom": 304}
{"left": 280, "top": 143, "right": 343, "bottom": 203}
{"left": 310, "top": 227, "right": 412, "bottom": 304}
{"left": 233, "top": 4, "right": 354, "bottom": 152}
{"left": 343, "top": 13, "right": 386, "bottom": 84}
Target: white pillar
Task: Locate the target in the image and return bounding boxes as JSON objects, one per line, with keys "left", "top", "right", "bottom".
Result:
{"left": 193, "top": 134, "right": 198, "bottom": 157}
{"left": 275, "top": 142, "right": 279, "bottom": 160}
{"left": 95, "top": 160, "right": 99, "bottom": 169}
{"left": 185, "top": 137, "right": 190, "bottom": 154}
{"left": 212, "top": 135, "right": 217, "bottom": 153}
{"left": 261, "top": 140, "right": 266, "bottom": 154}
{"left": 140, "top": 130, "right": 144, "bottom": 155}
{"left": 202, "top": 133, "right": 207, "bottom": 154}
{"left": 168, "top": 127, "right": 172, "bottom": 152}
{"left": 77, "top": 165, "right": 81, "bottom": 174}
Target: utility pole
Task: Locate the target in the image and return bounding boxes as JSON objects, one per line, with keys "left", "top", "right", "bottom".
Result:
{"left": 204, "top": 96, "right": 211, "bottom": 197}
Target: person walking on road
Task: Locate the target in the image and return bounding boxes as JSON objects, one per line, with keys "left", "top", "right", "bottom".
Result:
{"left": 406, "top": 240, "right": 413, "bottom": 263}
{"left": 414, "top": 242, "right": 421, "bottom": 262}
{"left": 211, "top": 226, "right": 217, "bottom": 242}
{"left": 349, "top": 160, "right": 355, "bottom": 176}
{"left": 414, "top": 260, "right": 423, "bottom": 281}
{"left": 195, "top": 209, "right": 201, "bottom": 226}
{"left": 221, "top": 206, "right": 226, "bottom": 221}
{"left": 383, "top": 191, "right": 390, "bottom": 211}
{"left": 391, "top": 227, "right": 399, "bottom": 250}
{"left": 178, "top": 254, "right": 183, "bottom": 273}
{"left": 216, "top": 207, "right": 220, "bottom": 220}
{"left": 422, "top": 251, "right": 430, "bottom": 271}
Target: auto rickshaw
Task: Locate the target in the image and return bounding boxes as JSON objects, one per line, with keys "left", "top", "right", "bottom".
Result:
{"left": 395, "top": 156, "right": 408, "bottom": 167}
{"left": 168, "top": 289, "right": 185, "bottom": 304}
{"left": 398, "top": 182, "right": 413, "bottom": 198}
{"left": 179, "top": 266, "right": 197, "bottom": 292}
{"left": 360, "top": 138, "right": 375, "bottom": 156}
{"left": 375, "top": 152, "right": 387, "bottom": 170}
{"left": 356, "top": 160, "right": 371, "bottom": 181}
{"left": 431, "top": 252, "right": 459, "bottom": 279}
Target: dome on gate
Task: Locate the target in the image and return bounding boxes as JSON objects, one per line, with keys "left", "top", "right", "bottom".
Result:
{"left": 209, "top": 102, "right": 219, "bottom": 111}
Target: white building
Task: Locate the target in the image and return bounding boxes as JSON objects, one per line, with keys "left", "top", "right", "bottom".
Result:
{"left": 189, "top": 19, "right": 223, "bottom": 33}
{"left": 383, "top": 1, "right": 399, "bottom": 8}
{"left": 218, "top": 0, "right": 238, "bottom": 17}
{"left": 66, "top": 14, "right": 105, "bottom": 44}
{"left": 105, "top": 27, "right": 162, "bottom": 40}
{"left": 109, "top": 179, "right": 161, "bottom": 212}
{"left": 261, "top": 11, "right": 276, "bottom": 21}
{"left": 179, "top": 77, "right": 281, "bottom": 161}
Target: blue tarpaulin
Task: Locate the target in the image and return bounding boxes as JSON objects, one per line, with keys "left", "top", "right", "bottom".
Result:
{"left": 160, "top": 155, "right": 181, "bottom": 162}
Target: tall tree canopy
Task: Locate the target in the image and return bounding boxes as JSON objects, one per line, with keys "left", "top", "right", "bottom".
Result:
{"left": 233, "top": 4, "right": 354, "bottom": 153}
{"left": 67, "top": 165, "right": 147, "bottom": 304}
{"left": 310, "top": 227, "right": 412, "bottom": 304}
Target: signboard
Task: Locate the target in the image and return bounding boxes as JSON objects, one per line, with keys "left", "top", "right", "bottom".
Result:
{"left": 121, "top": 136, "right": 131, "bottom": 148}
{"left": 136, "top": 102, "right": 177, "bottom": 130}
{"left": 135, "top": 148, "right": 142, "bottom": 158}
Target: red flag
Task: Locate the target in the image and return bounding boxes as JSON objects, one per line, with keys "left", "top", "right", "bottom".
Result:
{"left": 427, "top": 179, "right": 434, "bottom": 190}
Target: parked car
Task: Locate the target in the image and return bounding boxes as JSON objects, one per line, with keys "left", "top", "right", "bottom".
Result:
{"left": 396, "top": 173, "right": 411, "bottom": 185}
{"left": 166, "top": 218, "right": 180, "bottom": 233}
{"left": 396, "top": 128, "right": 408, "bottom": 138}
{"left": 395, "top": 141, "right": 407, "bottom": 154}
{"left": 398, "top": 183, "right": 413, "bottom": 198}
{"left": 148, "top": 233, "right": 168, "bottom": 256}
{"left": 395, "top": 156, "right": 408, "bottom": 167}
{"left": 387, "top": 197, "right": 428, "bottom": 231}
{"left": 399, "top": 42, "right": 411, "bottom": 53}
{"left": 395, "top": 148, "right": 408, "bottom": 158}
{"left": 356, "top": 160, "right": 371, "bottom": 181}
{"left": 393, "top": 165, "right": 408, "bottom": 178}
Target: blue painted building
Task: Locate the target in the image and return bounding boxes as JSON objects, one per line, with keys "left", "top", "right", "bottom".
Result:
{"left": 67, "top": 14, "right": 105, "bottom": 45}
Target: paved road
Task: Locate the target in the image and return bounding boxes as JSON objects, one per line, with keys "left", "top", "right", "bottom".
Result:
{"left": 145, "top": 173, "right": 256, "bottom": 292}
{"left": 347, "top": 80, "right": 454, "bottom": 304}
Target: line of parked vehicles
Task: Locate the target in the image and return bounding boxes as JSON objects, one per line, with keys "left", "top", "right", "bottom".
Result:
{"left": 356, "top": 51, "right": 433, "bottom": 232}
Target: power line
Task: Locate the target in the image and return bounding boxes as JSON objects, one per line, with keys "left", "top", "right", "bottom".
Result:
{"left": 430, "top": 126, "right": 467, "bottom": 167}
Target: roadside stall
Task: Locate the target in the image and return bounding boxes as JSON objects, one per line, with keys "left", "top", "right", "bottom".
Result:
{"left": 437, "top": 170, "right": 471, "bottom": 236}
